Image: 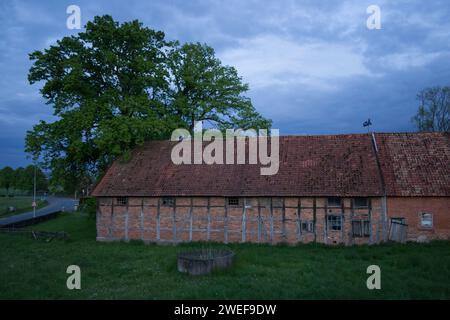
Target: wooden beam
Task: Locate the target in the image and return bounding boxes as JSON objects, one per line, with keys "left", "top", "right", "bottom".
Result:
{"left": 140, "top": 198, "right": 144, "bottom": 241}
{"left": 341, "top": 200, "right": 345, "bottom": 244}
{"left": 257, "top": 198, "right": 261, "bottom": 242}
{"left": 125, "top": 199, "right": 129, "bottom": 241}
{"left": 110, "top": 200, "right": 114, "bottom": 239}
{"left": 156, "top": 198, "right": 160, "bottom": 241}
{"left": 350, "top": 198, "right": 354, "bottom": 245}
{"left": 313, "top": 198, "right": 317, "bottom": 243}
{"left": 242, "top": 198, "right": 246, "bottom": 242}
{"left": 368, "top": 198, "right": 373, "bottom": 244}
{"left": 172, "top": 198, "right": 177, "bottom": 241}
{"left": 270, "top": 197, "right": 274, "bottom": 243}
{"left": 189, "top": 198, "right": 193, "bottom": 242}
{"left": 281, "top": 198, "right": 286, "bottom": 242}
{"left": 297, "top": 198, "right": 301, "bottom": 242}
{"left": 224, "top": 201, "right": 228, "bottom": 243}
{"left": 324, "top": 200, "right": 328, "bottom": 244}
{"left": 207, "top": 197, "right": 211, "bottom": 241}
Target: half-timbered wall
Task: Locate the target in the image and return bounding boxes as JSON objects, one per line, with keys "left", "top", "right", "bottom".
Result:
{"left": 96, "top": 196, "right": 387, "bottom": 245}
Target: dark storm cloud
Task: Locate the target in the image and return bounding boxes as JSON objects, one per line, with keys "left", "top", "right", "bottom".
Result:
{"left": 1, "top": 0, "right": 449, "bottom": 167}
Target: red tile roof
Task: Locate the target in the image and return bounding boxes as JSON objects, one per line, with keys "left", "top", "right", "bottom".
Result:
{"left": 92, "top": 132, "right": 450, "bottom": 198}
{"left": 376, "top": 132, "right": 450, "bottom": 196}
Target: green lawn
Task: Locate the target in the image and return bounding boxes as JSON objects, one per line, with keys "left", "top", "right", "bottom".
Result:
{"left": 0, "top": 196, "right": 48, "bottom": 218}
{"left": 0, "top": 213, "right": 449, "bottom": 299}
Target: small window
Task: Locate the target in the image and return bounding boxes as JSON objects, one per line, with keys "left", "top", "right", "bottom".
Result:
{"left": 391, "top": 217, "right": 406, "bottom": 225}
{"left": 259, "top": 198, "right": 270, "bottom": 208}
{"left": 327, "top": 197, "right": 342, "bottom": 207}
{"left": 162, "top": 197, "right": 175, "bottom": 206}
{"left": 228, "top": 197, "right": 239, "bottom": 206}
{"left": 327, "top": 215, "right": 342, "bottom": 231}
{"left": 100, "top": 198, "right": 112, "bottom": 206}
{"left": 271, "top": 198, "right": 283, "bottom": 208}
{"left": 116, "top": 197, "right": 128, "bottom": 206}
{"left": 352, "top": 220, "right": 370, "bottom": 237}
{"left": 354, "top": 197, "right": 368, "bottom": 208}
{"left": 301, "top": 221, "right": 314, "bottom": 233}
{"left": 420, "top": 213, "right": 433, "bottom": 228}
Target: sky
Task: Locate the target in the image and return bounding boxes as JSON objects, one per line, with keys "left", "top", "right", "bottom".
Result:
{"left": 1, "top": 0, "right": 450, "bottom": 167}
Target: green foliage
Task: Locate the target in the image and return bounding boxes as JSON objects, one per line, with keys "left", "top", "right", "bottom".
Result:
{"left": 80, "top": 197, "right": 97, "bottom": 219}
{"left": 26, "top": 15, "right": 271, "bottom": 194}
{"left": 0, "top": 167, "right": 15, "bottom": 195}
{"left": 26, "top": 16, "right": 173, "bottom": 194}
{"left": 167, "top": 42, "right": 272, "bottom": 131}
{"left": 0, "top": 166, "right": 48, "bottom": 195}
{"left": 412, "top": 86, "right": 450, "bottom": 132}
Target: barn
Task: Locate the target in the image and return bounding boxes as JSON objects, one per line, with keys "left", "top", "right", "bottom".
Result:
{"left": 91, "top": 132, "right": 450, "bottom": 245}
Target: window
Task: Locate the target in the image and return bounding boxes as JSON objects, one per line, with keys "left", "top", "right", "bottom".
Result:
{"left": 227, "top": 197, "right": 239, "bottom": 206}
{"left": 100, "top": 198, "right": 112, "bottom": 206}
{"left": 420, "top": 213, "right": 433, "bottom": 228}
{"left": 327, "top": 215, "right": 342, "bottom": 231}
{"left": 116, "top": 197, "right": 128, "bottom": 206}
{"left": 301, "top": 221, "right": 314, "bottom": 233}
{"left": 162, "top": 197, "right": 175, "bottom": 206}
{"left": 327, "top": 197, "right": 342, "bottom": 207}
{"left": 352, "top": 220, "right": 370, "bottom": 237}
{"left": 391, "top": 217, "right": 406, "bottom": 225}
{"left": 354, "top": 197, "right": 368, "bottom": 208}
{"left": 259, "top": 198, "right": 270, "bottom": 208}
{"left": 272, "top": 198, "right": 283, "bottom": 208}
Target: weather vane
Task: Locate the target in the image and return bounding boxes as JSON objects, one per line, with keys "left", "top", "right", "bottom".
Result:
{"left": 363, "top": 118, "right": 372, "bottom": 132}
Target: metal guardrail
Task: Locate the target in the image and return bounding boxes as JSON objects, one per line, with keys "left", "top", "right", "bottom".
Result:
{"left": 0, "top": 211, "right": 62, "bottom": 228}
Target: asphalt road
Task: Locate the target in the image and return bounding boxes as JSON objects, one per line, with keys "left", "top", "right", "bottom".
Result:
{"left": 0, "top": 196, "right": 79, "bottom": 227}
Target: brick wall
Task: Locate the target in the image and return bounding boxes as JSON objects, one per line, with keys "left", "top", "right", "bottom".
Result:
{"left": 387, "top": 197, "right": 450, "bottom": 241}
{"left": 96, "top": 196, "right": 386, "bottom": 245}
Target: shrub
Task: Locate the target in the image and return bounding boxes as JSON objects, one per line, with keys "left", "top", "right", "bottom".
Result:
{"left": 80, "top": 197, "right": 97, "bottom": 219}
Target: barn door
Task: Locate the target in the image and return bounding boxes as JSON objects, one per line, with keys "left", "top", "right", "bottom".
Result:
{"left": 388, "top": 218, "right": 407, "bottom": 242}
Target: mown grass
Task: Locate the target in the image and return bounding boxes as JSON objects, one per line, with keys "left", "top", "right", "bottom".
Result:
{"left": 0, "top": 196, "right": 48, "bottom": 218}
{"left": 0, "top": 213, "right": 449, "bottom": 299}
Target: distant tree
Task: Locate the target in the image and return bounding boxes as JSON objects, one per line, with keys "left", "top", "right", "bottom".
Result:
{"left": 0, "top": 166, "right": 48, "bottom": 194}
{"left": 26, "top": 15, "right": 271, "bottom": 194}
{"left": 14, "top": 167, "right": 26, "bottom": 191}
{"left": 0, "top": 167, "right": 15, "bottom": 195}
{"left": 412, "top": 86, "right": 450, "bottom": 132}
{"left": 167, "top": 42, "right": 271, "bottom": 131}
{"left": 19, "top": 165, "right": 48, "bottom": 193}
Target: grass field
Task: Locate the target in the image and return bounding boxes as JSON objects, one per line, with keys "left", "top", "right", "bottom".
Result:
{"left": 0, "top": 213, "right": 449, "bottom": 299}
{"left": 0, "top": 196, "right": 48, "bottom": 218}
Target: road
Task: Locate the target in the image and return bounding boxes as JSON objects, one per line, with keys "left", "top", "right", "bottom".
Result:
{"left": 0, "top": 196, "right": 79, "bottom": 227}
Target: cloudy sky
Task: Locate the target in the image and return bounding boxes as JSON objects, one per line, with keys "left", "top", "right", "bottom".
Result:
{"left": 1, "top": 0, "right": 450, "bottom": 167}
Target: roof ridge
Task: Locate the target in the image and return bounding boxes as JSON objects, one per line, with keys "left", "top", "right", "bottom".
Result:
{"left": 139, "top": 132, "right": 448, "bottom": 143}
